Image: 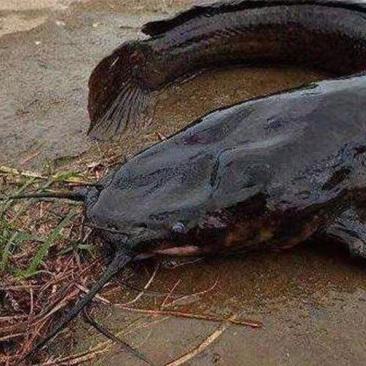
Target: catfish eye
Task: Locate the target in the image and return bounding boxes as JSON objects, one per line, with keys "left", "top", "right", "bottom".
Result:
{"left": 171, "top": 222, "right": 186, "bottom": 234}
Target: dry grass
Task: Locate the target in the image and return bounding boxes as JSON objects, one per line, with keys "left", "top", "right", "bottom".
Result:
{"left": 0, "top": 151, "right": 122, "bottom": 365}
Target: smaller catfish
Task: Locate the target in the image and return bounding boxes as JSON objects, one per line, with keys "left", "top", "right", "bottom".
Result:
{"left": 88, "top": 0, "right": 366, "bottom": 139}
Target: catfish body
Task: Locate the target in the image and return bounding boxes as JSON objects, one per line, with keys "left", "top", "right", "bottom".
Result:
{"left": 88, "top": 0, "right": 366, "bottom": 138}
{"left": 87, "top": 74, "right": 366, "bottom": 257}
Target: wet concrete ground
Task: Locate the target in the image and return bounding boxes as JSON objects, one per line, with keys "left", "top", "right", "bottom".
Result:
{"left": 1, "top": 1, "right": 366, "bottom": 365}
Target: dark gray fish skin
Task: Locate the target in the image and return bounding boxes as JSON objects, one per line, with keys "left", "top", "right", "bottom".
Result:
{"left": 86, "top": 74, "right": 366, "bottom": 256}
{"left": 88, "top": 0, "right": 366, "bottom": 139}
{"left": 141, "top": 0, "right": 366, "bottom": 36}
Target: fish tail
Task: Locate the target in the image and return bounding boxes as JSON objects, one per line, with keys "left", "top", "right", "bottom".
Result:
{"left": 87, "top": 41, "right": 155, "bottom": 140}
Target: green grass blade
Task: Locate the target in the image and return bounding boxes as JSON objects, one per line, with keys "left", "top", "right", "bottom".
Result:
{"left": 9, "top": 181, "right": 54, "bottom": 223}
{"left": 1, "top": 231, "right": 47, "bottom": 272}
{"left": 52, "top": 171, "right": 85, "bottom": 184}
{"left": 0, "top": 178, "right": 36, "bottom": 217}
{"left": 24, "top": 209, "right": 76, "bottom": 278}
{"left": 1, "top": 231, "right": 18, "bottom": 271}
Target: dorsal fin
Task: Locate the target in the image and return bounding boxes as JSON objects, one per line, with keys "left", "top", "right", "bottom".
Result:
{"left": 142, "top": 0, "right": 366, "bottom": 37}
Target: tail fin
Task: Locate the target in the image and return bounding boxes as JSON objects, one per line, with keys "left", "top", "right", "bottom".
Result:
{"left": 25, "top": 253, "right": 132, "bottom": 360}
{"left": 87, "top": 41, "right": 155, "bottom": 140}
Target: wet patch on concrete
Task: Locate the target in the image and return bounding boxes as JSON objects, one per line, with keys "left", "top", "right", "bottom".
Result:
{"left": 68, "top": 243, "right": 366, "bottom": 366}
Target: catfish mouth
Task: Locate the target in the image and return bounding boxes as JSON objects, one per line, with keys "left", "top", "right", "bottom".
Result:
{"left": 136, "top": 226, "right": 231, "bottom": 258}
{"left": 137, "top": 213, "right": 277, "bottom": 259}
{"left": 134, "top": 233, "right": 208, "bottom": 258}
{"left": 152, "top": 243, "right": 205, "bottom": 256}
{"left": 135, "top": 244, "right": 205, "bottom": 260}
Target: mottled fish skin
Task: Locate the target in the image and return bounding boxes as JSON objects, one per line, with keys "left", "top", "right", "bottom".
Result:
{"left": 88, "top": 0, "right": 366, "bottom": 139}
{"left": 87, "top": 74, "right": 366, "bottom": 256}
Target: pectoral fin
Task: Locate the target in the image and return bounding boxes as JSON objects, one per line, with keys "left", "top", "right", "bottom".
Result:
{"left": 318, "top": 209, "right": 366, "bottom": 260}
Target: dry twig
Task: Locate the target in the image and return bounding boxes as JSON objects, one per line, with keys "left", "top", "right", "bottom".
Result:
{"left": 165, "top": 314, "right": 238, "bottom": 366}
{"left": 113, "top": 304, "right": 262, "bottom": 328}
{"left": 121, "top": 262, "right": 160, "bottom": 306}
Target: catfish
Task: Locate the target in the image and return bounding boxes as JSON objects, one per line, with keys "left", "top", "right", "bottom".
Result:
{"left": 23, "top": 0, "right": 366, "bottom": 361}
{"left": 88, "top": 0, "right": 366, "bottom": 138}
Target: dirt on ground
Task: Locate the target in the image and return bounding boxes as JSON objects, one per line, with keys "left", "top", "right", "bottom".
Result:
{"left": 1, "top": 1, "right": 366, "bottom": 365}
